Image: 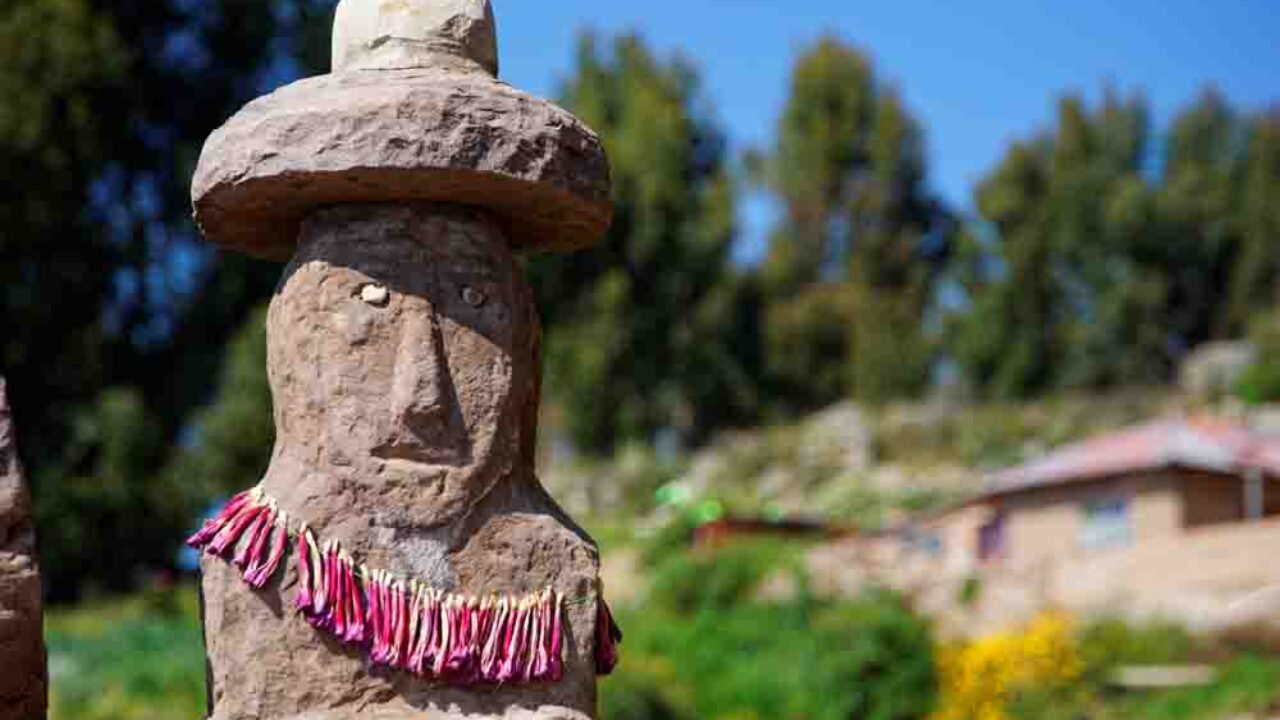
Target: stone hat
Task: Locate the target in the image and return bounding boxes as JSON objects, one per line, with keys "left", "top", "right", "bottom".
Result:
{"left": 191, "top": 0, "right": 613, "bottom": 262}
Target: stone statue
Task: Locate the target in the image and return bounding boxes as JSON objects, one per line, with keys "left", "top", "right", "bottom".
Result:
{"left": 0, "top": 377, "right": 46, "bottom": 720}
{"left": 188, "top": 1, "right": 617, "bottom": 718}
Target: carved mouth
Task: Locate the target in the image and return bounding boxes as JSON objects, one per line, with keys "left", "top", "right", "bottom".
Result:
{"left": 372, "top": 434, "right": 471, "bottom": 467}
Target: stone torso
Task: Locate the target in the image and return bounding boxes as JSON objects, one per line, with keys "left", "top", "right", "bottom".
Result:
{"left": 0, "top": 378, "right": 46, "bottom": 720}
{"left": 199, "top": 204, "right": 602, "bottom": 719}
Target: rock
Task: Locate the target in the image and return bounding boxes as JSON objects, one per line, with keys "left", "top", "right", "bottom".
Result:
{"left": 799, "top": 402, "right": 873, "bottom": 474}
{"left": 1180, "top": 341, "right": 1258, "bottom": 399}
{"left": 200, "top": 205, "right": 602, "bottom": 719}
{"left": 193, "top": 2, "right": 616, "bottom": 712}
{"left": 192, "top": 70, "right": 611, "bottom": 262}
{"left": 333, "top": 0, "right": 499, "bottom": 75}
{"left": 0, "top": 377, "right": 46, "bottom": 720}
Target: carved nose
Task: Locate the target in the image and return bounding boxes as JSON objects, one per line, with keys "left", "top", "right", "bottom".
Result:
{"left": 390, "top": 307, "right": 450, "bottom": 433}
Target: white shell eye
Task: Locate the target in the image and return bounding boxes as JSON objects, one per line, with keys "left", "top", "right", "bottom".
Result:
{"left": 360, "top": 283, "right": 390, "bottom": 307}
{"left": 462, "top": 286, "right": 486, "bottom": 308}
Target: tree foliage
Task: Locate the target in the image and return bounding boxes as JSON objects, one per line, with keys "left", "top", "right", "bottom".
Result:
{"left": 949, "top": 89, "right": 1279, "bottom": 398}
{"left": 756, "top": 37, "right": 952, "bottom": 410}
{"left": 533, "top": 32, "right": 761, "bottom": 455}
{"left": 0, "top": 0, "right": 320, "bottom": 597}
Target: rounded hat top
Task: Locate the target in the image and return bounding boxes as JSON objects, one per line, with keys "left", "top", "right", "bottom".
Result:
{"left": 333, "top": 0, "right": 498, "bottom": 76}
{"left": 191, "top": 0, "right": 612, "bottom": 261}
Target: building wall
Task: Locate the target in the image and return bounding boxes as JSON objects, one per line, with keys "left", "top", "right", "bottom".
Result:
{"left": 811, "top": 516, "right": 1280, "bottom": 638}
{"left": 1049, "top": 517, "right": 1280, "bottom": 633}
{"left": 1182, "top": 471, "right": 1245, "bottom": 528}
{"left": 976, "top": 473, "right": 1182, "bottom": 569}
{"left": 811, "top": 470, "right": 1280, "bottom": 637}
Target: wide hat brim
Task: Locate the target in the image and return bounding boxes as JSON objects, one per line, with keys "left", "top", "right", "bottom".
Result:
{"left": 192, "top": 68, "right": 613, "bottom": 261}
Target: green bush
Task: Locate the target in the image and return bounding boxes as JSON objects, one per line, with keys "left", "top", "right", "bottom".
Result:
{"left": 46, "top": 587, "right": 206, "bottom": 720}
{"left": 600, "top": 657, "right": 695, "bottom": 720}
{"left": 764, "top": 284, "right": 859, "bottom": 414}
{"left": 1077, "top": 617, "right": 1195, "bottom": 676}
{"left": 1009, "top": 656, "right": 1280, "bottom": 720}
{"left": 1237, "top": 307, "right": 1280, "bottom": 404}
{"left": 646, "top": 539, "right": 805, "bottom": 614}
{"left": 612, "top": 591, "right": 936, "bottom": 720}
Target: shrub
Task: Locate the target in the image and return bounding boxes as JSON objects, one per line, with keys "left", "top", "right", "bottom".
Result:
{"left": 932, "top": 612, "right": 1083, "bottom": 720}
{"left": 1077, "top": 617, "right": 1194, "bottom": 675}
{"left": 646, "top": 539, "right": 805, "bottom": 614}
{"left": 1236, "top": 307, "right": 1280, "bottom": 404}
{"left": 615, "top": 592, "right": 936, "bottom": 720}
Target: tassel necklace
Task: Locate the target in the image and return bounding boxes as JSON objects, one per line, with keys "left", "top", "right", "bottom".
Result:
{"left": 187, "top": 486, "right": 620, "bottom": 684}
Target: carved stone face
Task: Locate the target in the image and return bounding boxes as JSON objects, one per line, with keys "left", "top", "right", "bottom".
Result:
{"left": 267, "top": 203, "right": 540, "bottom": 527}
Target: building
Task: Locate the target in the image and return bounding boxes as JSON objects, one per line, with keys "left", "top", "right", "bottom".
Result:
{"left": 810, "top": 417, "right": 1280, "bottom": 636}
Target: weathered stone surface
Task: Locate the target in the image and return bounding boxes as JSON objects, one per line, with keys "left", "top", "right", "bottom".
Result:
{"left": 333, "top": 0, "right": 499, "bottom": 76}
{"left": 201, "top": 204, "right": 602, "bottom": 719}
{"left": 192, "top": 68, "right": 612, "bottom": 261}
{"left": 0, "top": 377, "right": 46, "bottom": 720}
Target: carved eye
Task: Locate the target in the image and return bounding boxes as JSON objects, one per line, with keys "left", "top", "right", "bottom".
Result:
{"left": 359, "top": 283, "right": 390, "bottom": 307}
{"left": 462, "top": 286, "right": 486, "bottom": 308}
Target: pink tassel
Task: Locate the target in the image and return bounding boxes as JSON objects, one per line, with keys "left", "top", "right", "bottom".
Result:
{"left": 306, "top": 542, "right": 333, "bottom": 630}
{"left": 480, "top": 597, "right": 510, "bottom": 682}
{"left": 371, "top": 574, "right": 387, "bottom": 664}
{"left": 394, "top": 581, "right": 412, "bottom": 669}
{"left": 367, "top": 570, "right": 385, "bottom": 662}
{"left": 529, "top": 591, "right": 551, "bottom": 681}
{"left": 407, "top": 584, "right": 422, "bottom": 671}
{"left": 426, "top": 590, "right": 447, "bottom": 676}
{"left": 305, "top": 534, "right": 328, "bottom": 625}
{"left": 333, "top": 551, "right": 348, "bottom": 636}
{"left": 432, "top": 595, "right": 454, "bottom": 678}
{"left": 377, "top": 575, "right": 395, "bottom": 665}
{"left": 498, "top": 599, "right": 528, "bottom": 683}
{"left": 342, "top": 556, "right": 366, "bottom": 644}
{"left": 386, "top": 581, "right": 401, "bottom": 668}
{"left": 245, "top": 513, "right": 289, "bottom": 588}
{"left": 294, "top": 527, "right": 315, "bottom": 612}
{"left": 522, "top": 596, "right": 540, "bottom": 682}
{"left": 547, "top": 591, "right": 565, "bottom": 682}
{"left": 207, "top": 501, "right": 266, "bottom": 557}
{"left": 595, "top": 599, "right": 622, "bottom": 676}
{"left": 473, "top": 597, "right": 495, "bottom": 681}
{"left": 442, "top": 596, "right": 474, "bottom": 682}
{"left": 411, "top": 588, "right": 436, "bottom": 675}
{"left": 236, "top": 503, "right": 275, "bottom": 571}
{"left": 186, "top": 490, "right": 255, "bottom": 548}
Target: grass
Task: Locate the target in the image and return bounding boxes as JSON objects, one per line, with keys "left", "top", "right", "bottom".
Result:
{"left": 39, "top": 574, "right": 1280, "bottom": 720}
{"left": 45, "top": 585, "right": 206, "bottom": 720}
{"left": 1011, "top": 656, "right": 1280, "bottom": 720}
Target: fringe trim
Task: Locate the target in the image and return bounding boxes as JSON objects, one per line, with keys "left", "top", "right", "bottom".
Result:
{"left": 187, "top": 486, "right": 616, "bottom": 683}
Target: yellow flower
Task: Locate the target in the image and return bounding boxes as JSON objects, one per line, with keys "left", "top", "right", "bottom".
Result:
{"left": 931, "top": 612, "right": 1082, "bottom": 720}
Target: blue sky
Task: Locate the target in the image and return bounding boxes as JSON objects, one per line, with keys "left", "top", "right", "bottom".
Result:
{"left": 493, "top": 0, "right": 1277, "bottom": 260}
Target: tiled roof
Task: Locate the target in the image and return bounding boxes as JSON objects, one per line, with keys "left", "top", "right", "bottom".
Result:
{"left": 985, "top": 417, "right": 1280, "bottom": 496}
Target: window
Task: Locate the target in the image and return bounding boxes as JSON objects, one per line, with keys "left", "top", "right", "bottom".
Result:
{"left": 978, "top": 512, "right": 1006, "bottom": 562}
{"left": 903, "top": 528, "right": 945, "bottom": 558}
{"left": 1079, "top": 498, "right": 1132, "bottom": 550}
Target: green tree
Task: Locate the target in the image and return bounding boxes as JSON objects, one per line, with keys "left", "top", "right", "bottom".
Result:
{"left": 0, "top": 0, "right": 324, "bottom": 597}
{"left": 950, "top": 91, "right": 1174, "bottom": 397}
{"left": 1154, "top": 89, "right": 1248, "bottom": 345}
{"left": 533, "top": 32, "right": 759, "bottom": 455}
{"left": 949, "top": 88, "right": 1274, "bottom": 399}
{"left": 756, "top": 37, "right": 952, "bottom": 409}
{"left": 165, "top": 307, "right": 274, "bottom": 511}
{"left": 1229, "top": 110, "right": 1280, "bottom": 325}
{"left": 1236, "top": 307, "right": 1280, "bottom": 404}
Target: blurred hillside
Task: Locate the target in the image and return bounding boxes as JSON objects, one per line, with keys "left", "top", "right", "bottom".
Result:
{"left": 543, "top": 387, "right": 1280, "bottom": 535}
